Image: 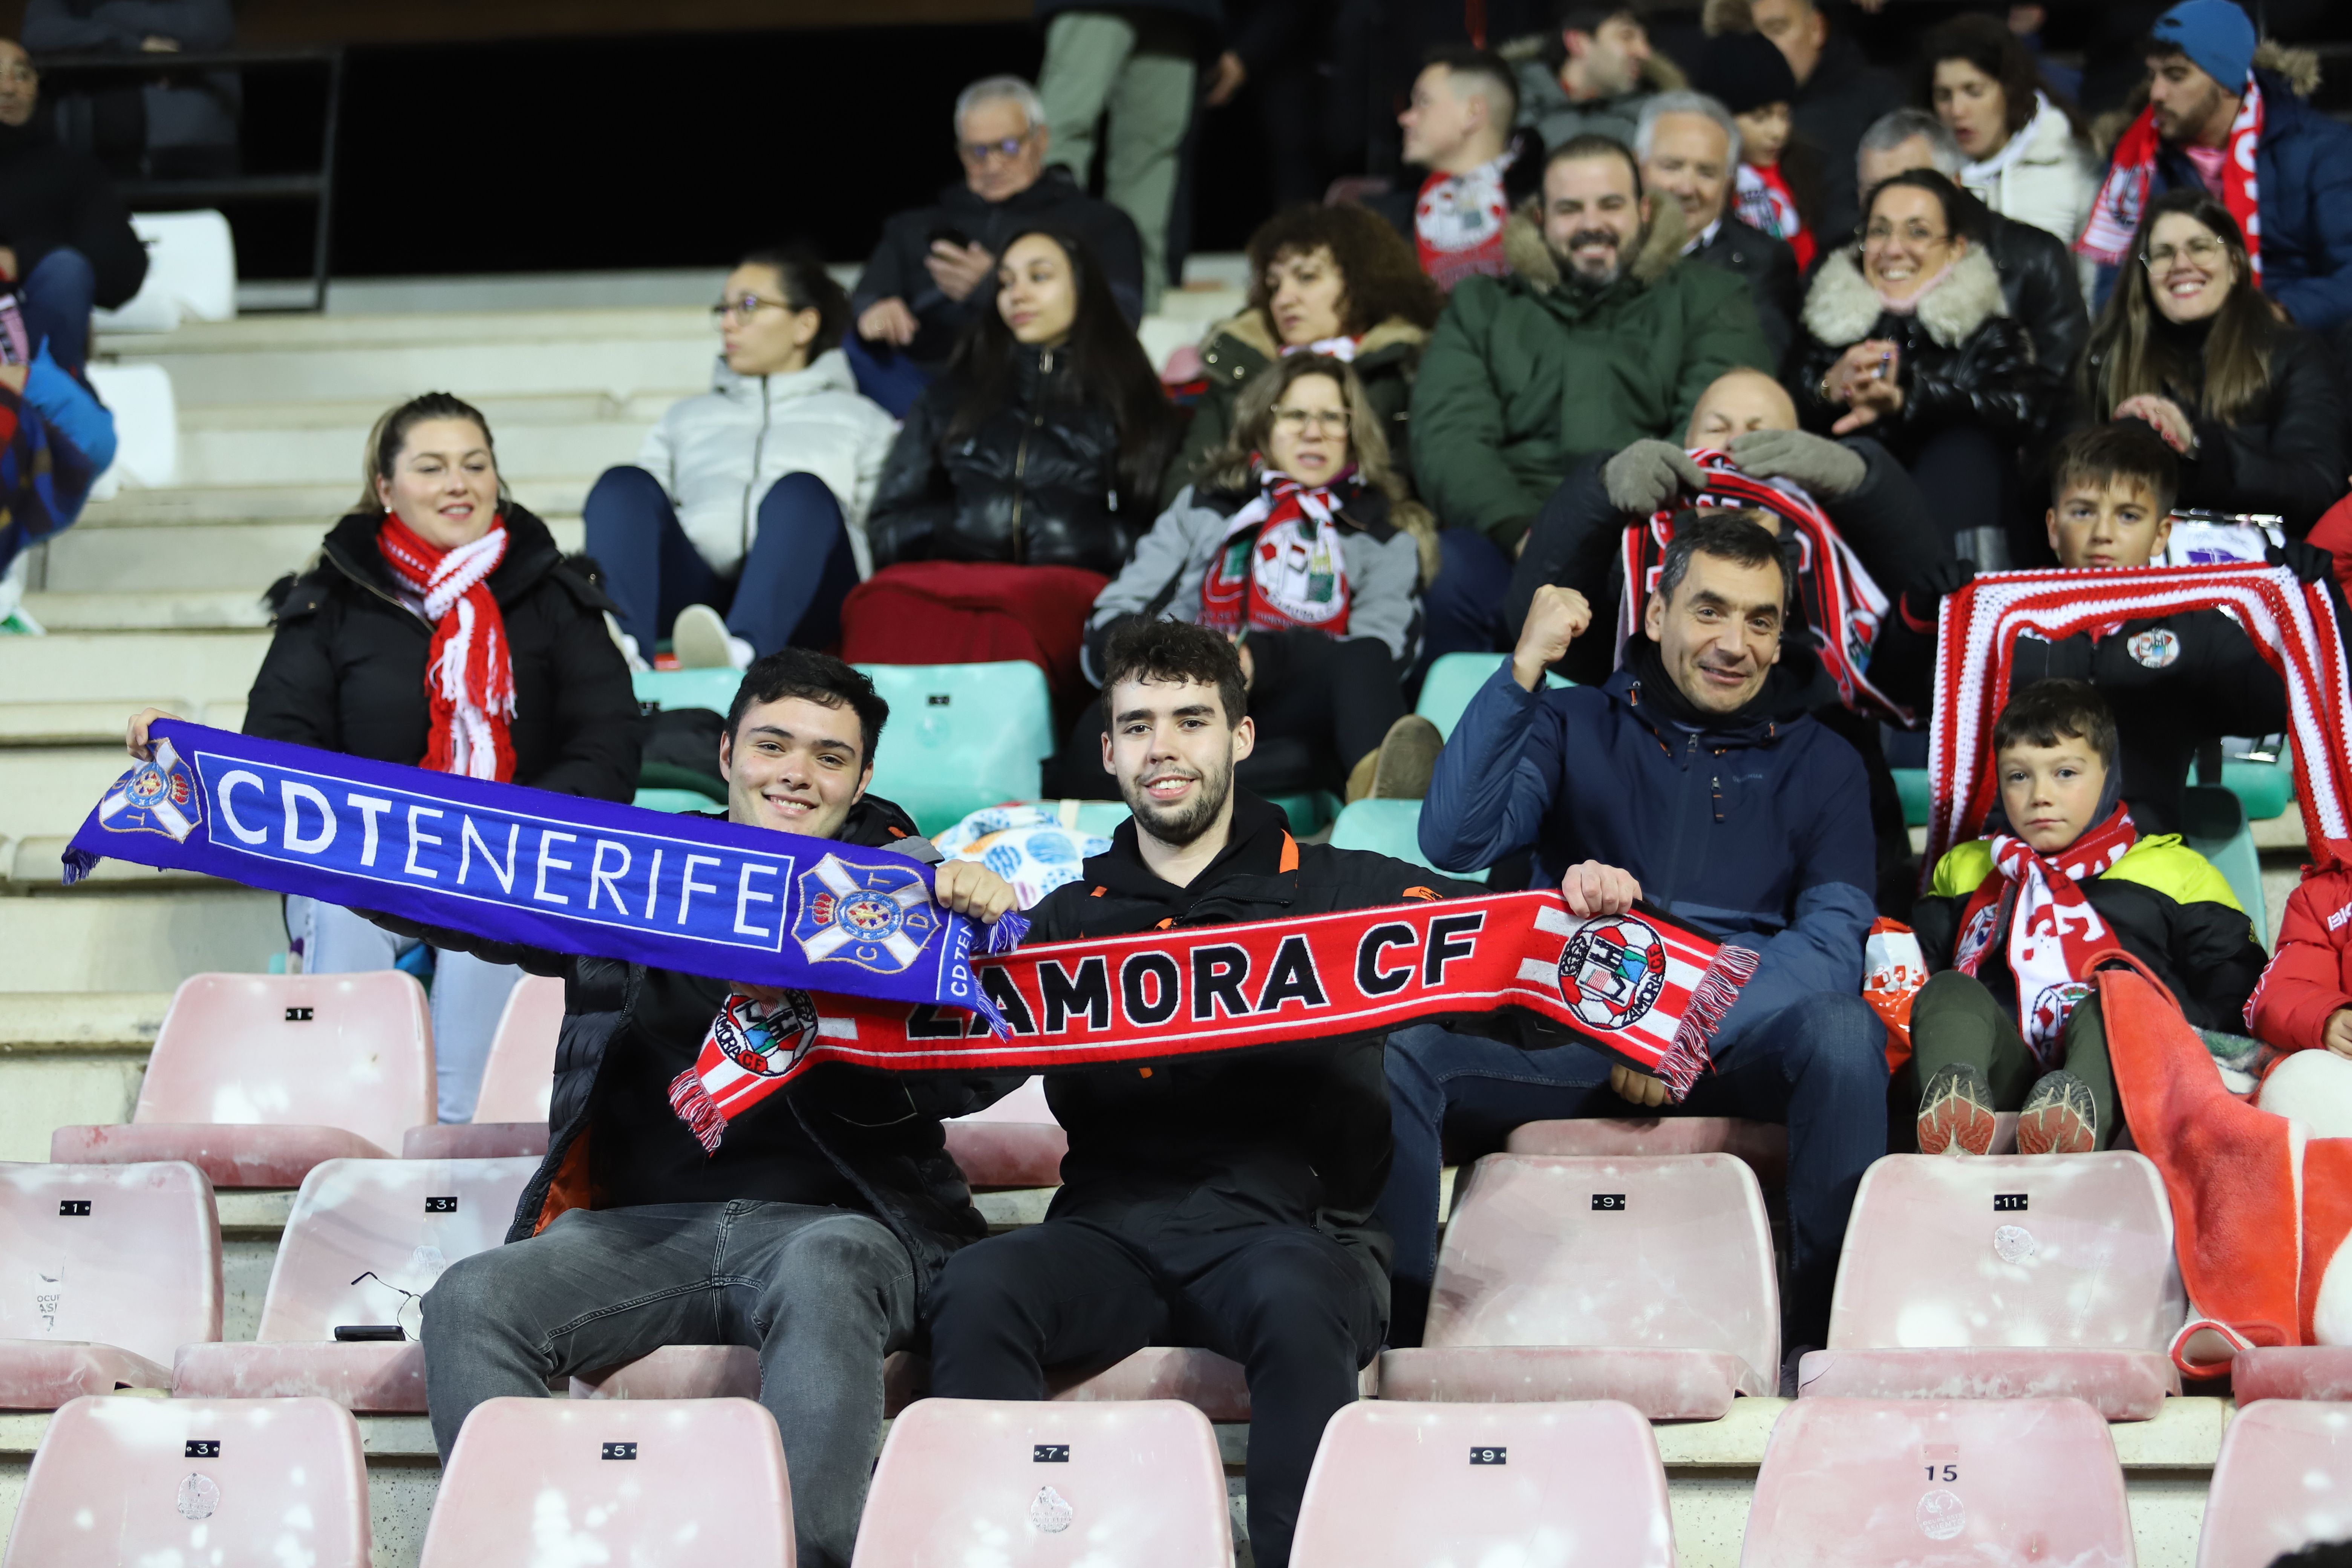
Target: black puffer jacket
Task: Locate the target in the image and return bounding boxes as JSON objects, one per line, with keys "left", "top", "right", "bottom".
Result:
{"left": 866, "top": 345, "right": 1160, "bottom": 576}
{"left": 1792, "top": 247, "right": 2063, "bottom": 463}
{"left": 244, "top": 506, "right": 642, "bottom": 802}
{"left": 1983, "top": 213, "right": 2091, "bottom": 386}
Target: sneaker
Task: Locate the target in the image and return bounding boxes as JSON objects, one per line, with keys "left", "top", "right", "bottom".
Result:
{"left": 1917, "top": 1061, "right": 1998, "bottom": 1156}
{"left": 0, "top": 608, "right": 41, "bottom": 635}
{"left": 1368, "top": 714, "right": 1444, "bottom": 800}
{"left": 2017, "top": 1070, "right": 2097, "bottom": 1155}
{"left": 672, "top": 604, "right": 750, "bottom": 671}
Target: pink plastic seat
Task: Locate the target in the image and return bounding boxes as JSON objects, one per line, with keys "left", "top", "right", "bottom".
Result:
{"left": 1291, "top": 1400, "right": 1675, "bottom": 1568}
{"left": 571, "top": 1344, "right": 762, "bottom": 1401}
{"left": 402, "top": 973, "right": 561, "bottom": 1160}
{"left": 2197, "top": 1400, "right": 2352, "bottom": 1568}
{"left": 2235, "top": 1348, "right": 2352, "bottom": 1403}
{"left": 1743, "top": 1397, "right": 2132, "bottom": 1567}
{"left": 1507, "top": 1116, "right": 1790, "bottom": 1186}
{"left": 0, "top": 1162, "right": 220, "bottom": 1408}
{"left": 852, "top": 1397, "right": 1230, "bottom": 1568}
{"left": 173, "top": 1155, "right": 536, "bottom": 1410}
{"left": 50, "top": 972, "right": 433, "bottom": 1187}
{"left": 1796, "top": 1152, "right": 2185, "bottom": 1419}
{"left": 419, "top": 1396, "right": 791, "bottom": 1567}
{"left": 945, "top": 1075, "right": 1067, "bottom": 1189}
{"left": 1380, "top": 1153, "right": 1779, "bottom": 1418}
{"left": 3, "top": 1393, "right": 369, "bottom": 1566}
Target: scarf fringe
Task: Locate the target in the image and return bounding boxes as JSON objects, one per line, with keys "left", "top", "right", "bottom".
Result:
{"left": 667, "top": 1066, "right": 728, "bottom": 1156}
{"left": 1660, "top": 942, "right": 1761, "bottom": 1095}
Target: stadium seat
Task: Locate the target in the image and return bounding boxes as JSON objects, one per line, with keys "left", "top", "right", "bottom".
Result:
{"left": 1506, "top": 1116, "right": 1788, "bottom": 1188}
{"left": 944, "top": 1076, "right": 1067, "bottom": 1189}
{"left": 853, "top": 1397, "right": 1231, "bottom": 1568}
{"left": 50, "top": 972, "right": 434, "bottom": 1188}
{"left": 91, "top": 210, "right": 239, "bottom": 333}
{"left": 1796, "top": 1152, "right": 2186, "bottom": 1419}
{"left": 633, "top": 786, "right": 720, "bottom": 813}
{"left": 1328, "top": 799, "right": 1488, "bottom": 883}
{"left": 0, "top": 1161, "right": 219, "bottom": 1409}
{"left": 2182, "top": 784, "right": 2266, "bottom": 942}
{"left": 857, "top": 662, "right": 1057, "bottom": 836}
{"left": 84, "top": 361, "right": 178, "bottom": 494}
{"left": 419, "top": 1396, "right": 791, "bottom": 1567}
{"left": 1414, "top": 653, "right": 1567, "bottom": 740}
{"left": 172, "top": 1155, "right": 537, "bottom": 1410}
{"left": 1742, "top": 1397, "right": 2132, "bottom": 1566}
{"left": 1265, "top": 790, "right": 1342, "bottom": 836}
{"left": 570, "top": 1343, "right": 762, "bottom": 1402}
{"left": 2225, "top": 753, "right": 2295, "bottom": 822}
{"left": 3, "top": 1393, "right": 369, "bottom": 1567}
{"left": 1893, "top": 767, "right": 1932, "bottom": 828}
{"left": 631, "top": 667, "right": 742, "bottom": 715}
{"left": 402, "top": 974, "right": 562, "bottom": 1159}
{"left": 2196, "top": 1399, "right": 2352, "bottom": 1568}
{"left": 2234, "top": 1346, "right": 2352, "bottom": 1403}
{"left": 1289, "top": 1400, "right": 1675, "bottom": 1568}
{"left": 1379, "top": 1153, "right": 1777, "bottom": 1418}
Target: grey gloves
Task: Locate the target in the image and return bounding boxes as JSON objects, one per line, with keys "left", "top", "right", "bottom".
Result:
{"left": 1726, "top": 429, "right": 1869, "bottom": 500}
{"left": 1602, "top": 440, "right": 1705, "bottom": 515}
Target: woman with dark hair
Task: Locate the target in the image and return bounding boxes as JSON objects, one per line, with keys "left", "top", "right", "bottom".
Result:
{"left": 1168, "top": 203, "right": 1444, "bottom": 508}
{"left": 231, "top": 392, "right": 637, "bottom": 1121}
{"left": 1792, "top": 169, "right": 2063, "bottom": 547}
{"left": 1064, "top": 353, "right": 1440, "bottom": 801}
{"left": 856, "top": 229, "right": 1180, "bottom": 698}
{"left": 2082, "top": 190, "right": 2346, "bottom": 536}
{"left": 585, "top": 244, "right": 897, "bottom": 670}
{"left": 1920, "top": 14, "right": 2098, "bottom": 258}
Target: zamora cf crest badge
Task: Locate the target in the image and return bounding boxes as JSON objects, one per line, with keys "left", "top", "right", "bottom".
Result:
{"left": 1555, "top": 915, "right": 1669, "bottom": 1032}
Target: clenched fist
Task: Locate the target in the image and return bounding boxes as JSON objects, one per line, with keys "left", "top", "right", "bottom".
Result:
{"left": 1512, "top": 584, "right": 1591, "bottom": 691}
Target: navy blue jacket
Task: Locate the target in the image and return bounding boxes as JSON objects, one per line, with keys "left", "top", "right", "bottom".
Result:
{"left": 1420, "top": 661, "right": 1876, "bottom": 1046}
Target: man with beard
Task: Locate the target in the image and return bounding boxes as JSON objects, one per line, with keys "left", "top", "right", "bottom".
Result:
{"left": 1411, "top": 133, "right": 1773, "bottom": 656}
{"left": 926, "top": 617, "right": 1508, "bottom": 1568}
{"left": 1512, "top": 1, "right": 1670, "bottom": 153}
{"left": 1387, "top": 511, "right": 1886, "bottom": 1372}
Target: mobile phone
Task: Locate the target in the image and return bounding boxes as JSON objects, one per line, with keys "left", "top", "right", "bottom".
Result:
{"left": 927, "top": 225, "right": 973, "bottom": 252}
{"left": 333, "top": 1325, "right": 406, "bottom": 1342}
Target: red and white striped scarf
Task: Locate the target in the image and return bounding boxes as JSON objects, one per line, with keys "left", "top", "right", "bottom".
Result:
{"left": 2077, "top": 78, "right": 2264, "bottom": 283}
{"left": 1925, "top": 565, "right": 2352, "bottom": 882}
{"left": 1952, "top": 803, "right": 2141, "bottom": 1063}
{"left": 1199, "top": 466, "right": 1354, "bottom": 637}
{"left": 377, "top": 514, "right": 516, "bottom": 782}
{"left": 1617, "top": 449, "right": 1909, "bottom": 722}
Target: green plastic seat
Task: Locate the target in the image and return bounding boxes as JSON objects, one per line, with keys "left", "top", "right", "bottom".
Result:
{"left": 632, "top": 788, "right": 718, "bottom": 814}
{"left": 854, "top": 662, "right": 1057, "bottom": 836}
{"left": 1892, "top": 768, "right": 1932, "bottom": 829}
{"left": 1414, "top": 653, "right": 1569, "bottom": 741}
{"left": 1327, "top": 799, "right": 1488, "bottom": 882}
{"left": 1015, "top": 801, "right": 1134, "bottom": 839}
{"left": 2180, "top": 784, "right": 2267, "bottom": 946}
{"left": 1266, "top": 790, "right": 1343, "bottom": 836}
{"left": 629, "top": 667, "right": 742, "bottom": 716}
{"left": 2223, "top": 755, "right": 2295, "bottom": 822}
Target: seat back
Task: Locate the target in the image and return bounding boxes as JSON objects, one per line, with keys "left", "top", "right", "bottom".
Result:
{"left": 2197, "top": 1400, "right": 2352, "bottom": 1568}
{"left": 3, "top": 1393, "right": 369, "bottom": 1566}
{"left": 853, "top": 1398, "right": 1230, "bottom": 1568}
{"left": 954, "top": 1076, "right": 1058, "bottom": 1126}
{"left": 469, "top": 975, "right": 563, "bottom": 1123}
{"left": 1291, "top": 1400, "right": 1674, "bottom": 1568}
{"left": 2181, "top": 783, "right": 2267, "bottom": 944}
{"left": 630, "top": 667, "right": 742, "bottom": 715}
{"left": 0, "top": 1162, "right": 219, "bottom": 1363}
{"left": 858, "top": 663, "right": 1056, "bottom": 835}
{"left": 1328, "top": 800, "right": 1488, "bottom": 882}
{"left": 1427, "top": 1154, "right": 1778, "bottom": 1384}
{"left": 1743, "top": 1398, "right": 2132, "bottom": 1568}
{"left": 255, "top": 1157, "right": 538, "bottom": 1343}
{"left": 418, "top": 1396, "right": 790, "bottom": 1566}
{"left": 1414, "top": 653, "right": 1567, "bottom": 739}
{"left": 1825, "top": 1152, "right": 2185, "bottom": 1352}
{"left": 136, "top": 972, "right": 433, "bottom": 1151}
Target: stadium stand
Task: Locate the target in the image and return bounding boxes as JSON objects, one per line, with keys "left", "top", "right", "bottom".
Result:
{"left": 400, "top": 973, "right": 562, "bottom": 1159}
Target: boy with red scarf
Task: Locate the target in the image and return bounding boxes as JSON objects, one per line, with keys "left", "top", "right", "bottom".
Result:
{"left": 1905, "top": 678, "right": 2265, "bottom": 1156}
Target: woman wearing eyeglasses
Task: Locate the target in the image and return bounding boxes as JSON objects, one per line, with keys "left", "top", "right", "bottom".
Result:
{"left": 2082, "top": 191, "right": 2346, "bottom": 536}
{"left": 582, "top": 245, "right": 898, "bottom": 669}
{"left": 1058, "top": 354, "right": 1440, "bottom": 802}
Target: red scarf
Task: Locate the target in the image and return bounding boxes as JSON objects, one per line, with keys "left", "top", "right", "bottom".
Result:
{"left": 1734, "top": 162, "right": 1813, "bottom": 271}
{"left": 1198, "top": 467, "right": 1354, "bottom": 637}
{"left": 1951, "top": 804, "right": 2139, "bottom": 1063}
{"left": 2077, "top": 78, "right": 2263, "bottom": 283}
{"left": 1415, "top": 152, "right": 1513, "bottom": 291}
{"left": 377, "top": 514, "right": 516, "bottom": 781}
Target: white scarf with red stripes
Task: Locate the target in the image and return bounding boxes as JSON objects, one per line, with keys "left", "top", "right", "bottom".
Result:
{"left": 377, "top": 515, "right": 517, "bottom": 782}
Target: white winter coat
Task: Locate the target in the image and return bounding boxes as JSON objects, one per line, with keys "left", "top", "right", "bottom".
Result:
{"left": 1959, "top": 93, "right": 2101, "bottom": 272}
{"left": 637, "top": 348, "right": 899, "bottom": 579}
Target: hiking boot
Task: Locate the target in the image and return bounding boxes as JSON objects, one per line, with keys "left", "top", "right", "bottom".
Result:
{"left": 1917, "top": 1061, "right": 1998, "bottom": 1156}
{"left": 1368, "top": 714, "right": 1444, "bottom": 800}
{"left": 2017, "top": 1071, "right": 2098, "bottom": 1155}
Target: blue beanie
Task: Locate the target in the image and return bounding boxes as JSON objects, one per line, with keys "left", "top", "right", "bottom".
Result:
{"left": 2151, "top": 0, "right": 2256, "bottom": 92}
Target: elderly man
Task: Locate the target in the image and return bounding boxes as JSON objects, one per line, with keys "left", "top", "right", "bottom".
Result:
{"left": 1410, "top": 133, "right": 1772, "bottom": 657}
{"left": 1637, "top": 90, "right": 1798, "bottom": 368}
{"left": 1513, "top": 1, "right": 1669, "bottom": 153}
{"left": 850, "top": 74, "right": 1145, "bottom": 388}
{"left": 1387, "top": 45, "right": 1522, "bottom": 291}
{"left": 1748, "top": 0, "right": 1901, "bottom": 245}
{"left": 0, "top": 37, "right": 145, "bottom": 373}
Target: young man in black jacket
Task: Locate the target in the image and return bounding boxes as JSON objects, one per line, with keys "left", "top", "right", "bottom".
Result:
{"left": 924, "top": 619, "right": 1489, "bottom": 1568}
{"left": 410, "top": 650, "right": 1019, "bottom": 1568}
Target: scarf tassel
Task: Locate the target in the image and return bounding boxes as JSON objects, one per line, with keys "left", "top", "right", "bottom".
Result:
{"left": 668, "top": 1067, "right": 729, "bottom": 1156}
{"left": 1658, "top": 942, "right": 1762, "bottom": 1095}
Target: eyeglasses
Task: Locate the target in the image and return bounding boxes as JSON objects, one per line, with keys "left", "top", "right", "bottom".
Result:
{"left": 712, "top": 294, "right": 800, "bottom": 323}
{"left": 2142, "top": 235, "right": 2228, "bottom": 269}
{"left": 1863, "top": 220, "right": 1949, "bottom": 246}
{"left": 1272, "top": 407, "right": 1350, "bottom": 435}
{"left": 959, "top": 132, "right": 1032, "bottom": 164}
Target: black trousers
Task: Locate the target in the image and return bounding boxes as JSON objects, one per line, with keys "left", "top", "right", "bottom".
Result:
{"left": 926, "top": 1212, "right": 1386, "bottom": 1568}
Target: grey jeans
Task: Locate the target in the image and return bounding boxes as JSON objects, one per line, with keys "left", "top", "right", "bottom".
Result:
{"left": 422, "top": 1200, "right": 919, "bottom": 1568}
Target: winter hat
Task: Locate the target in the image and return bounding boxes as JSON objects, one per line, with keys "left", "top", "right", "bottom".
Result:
{"left": 1695, "top": 29, "right": 1799, "bottom": 115}
{"left": 2150, "top": 0, "right": 2256, "bottom": 92}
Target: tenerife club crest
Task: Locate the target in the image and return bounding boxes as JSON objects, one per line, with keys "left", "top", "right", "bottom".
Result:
{"left": 793, "top": 854, "right": 942, "bottom": 973}
{"left": 710, "top": 991, "right": 821, "bottom": 1079}
{"left": 1556, "top": 915, "right": 1669, "bottom": 1032}
{"left": 96, "top": 739, "right": 202, "bottom": 843}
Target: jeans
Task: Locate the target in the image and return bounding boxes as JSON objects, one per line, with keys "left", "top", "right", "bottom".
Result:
{"left": 1377, "top": 990, "right": 1889, "bottom": 1351}
{"left": 19, "top": 247, "right": 94, "bottom": 375}
{"left": 423, "top": 1200, "right": 918, "bottom": 1568}
{"left": 1422, "top": 528, "right": 1516, "bottom": 663}
{"left": 288, "top": 896, "right": 521, "bottom": 1125}
{"left": 1038, "top": 11, "right": 1196, "bottom": 309}
{"left": 927, "top": 1212, "right": 1385, "bottom": 1568}
{"left": 583, "top": 466, "right": 859, "bottom": 659}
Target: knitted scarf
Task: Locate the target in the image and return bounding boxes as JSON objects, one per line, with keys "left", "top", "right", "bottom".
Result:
{"left": 1925, "top": 564, "right": 2352, "bottom": 883}
{"left": 2077, "top": 78, "right": 2263, "bottom": 283}
{"left": 1617, "top": 449, "right": 1908, "bottom": 721}
{"left": 377, "top": 515, "right": 517, "bottom": 782}
{"left": 1415, "top": 149, "right": 1515, "bottom": 291}
{"left": 1951, "top": 802, "right": 2141, "bottom": 1064}
{"left": 1198, "top": 467, "right": 1354, "bottom": 636}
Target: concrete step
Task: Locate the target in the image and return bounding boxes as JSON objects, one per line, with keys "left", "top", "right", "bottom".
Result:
{"left": 0, "top": 887, "right": 283, "bottom": 991}
{"left": 0, "top": 990, "right": 172, "bottom": 1049}
{"left": 175, "top": 405, "right": 661, "bottom": 490}
{"left": 5, "top": 834, "right": 227, "bottom": 890}
{"left": 24, "top": 589, "right": 270, "bottom": 631}
{"left": 41, "top": 513, "right": 587, "bottom": 595}
{"left": 0, "top": 745, "right": 141, "bottom": 839}
{"left": 0, "top": 630, "right": 268, "bottom": 706}
{"left": 0, "top": 699, "right": 198, "bottom": 746}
